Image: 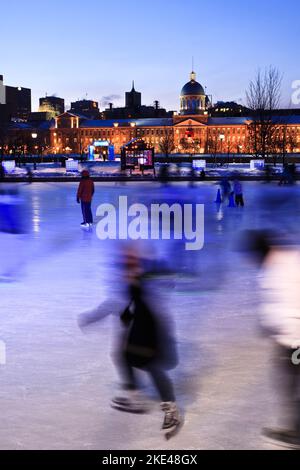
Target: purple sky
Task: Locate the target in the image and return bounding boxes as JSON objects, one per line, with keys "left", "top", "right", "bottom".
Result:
{"left": 2, "top": 0, "right": 300, "bottom": 112}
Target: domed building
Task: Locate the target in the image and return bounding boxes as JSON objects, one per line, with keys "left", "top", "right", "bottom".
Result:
{"left": 180, "top": 71, "right": 207, "bottom": 115}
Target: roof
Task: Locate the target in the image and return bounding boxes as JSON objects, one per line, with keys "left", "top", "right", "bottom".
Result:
{"left": 8, "top": 119, "right": 55, "bottom": 130}
{"left": 121, "top": 137, "right": 154, "bottom": 149}
{"left": 181, "top": 80, "right": 205, "bottom": 97}
{"left": 207, "top": 117, "right": 250, "bottom": 126}
{"left": 270, "top": 115, "right": 300, "bottom": 125}
{"left": 207, "top": 115, "right": 300, "bottom": 126}
{"left": 81, "top": 118, "right": 174, "bottom": 128}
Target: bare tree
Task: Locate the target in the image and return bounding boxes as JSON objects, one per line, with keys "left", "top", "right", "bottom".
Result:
{"left": 159, "top": 127, "right": 175, "bottom": 157}
{"left": 179, "top": 137, "right": 190, "bottom": 155}
{"left": 246, "top": 66, "right": 282, "bottom": 158}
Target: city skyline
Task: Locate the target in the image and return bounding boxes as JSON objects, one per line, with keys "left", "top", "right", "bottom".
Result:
{"left": 2, "top": 0, "right": 300, "bottom": 112}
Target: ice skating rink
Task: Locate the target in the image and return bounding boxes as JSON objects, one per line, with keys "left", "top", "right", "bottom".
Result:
{"left": 1, "top": 181, "right": 300, "bottom": 450}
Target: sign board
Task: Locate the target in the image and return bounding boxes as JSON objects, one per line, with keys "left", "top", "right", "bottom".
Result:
{"left": 193, "top": 160, "right": 206, "bottom": 170}
{"left": 250, "top": 159, "right": 265, "bottom": 170}
{"left": 66, "top": 159, "right": 78, "bottom": 172}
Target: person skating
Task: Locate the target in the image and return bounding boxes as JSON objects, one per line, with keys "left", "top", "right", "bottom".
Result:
{"left": 77, "top": 170, "right": 95, "bottom": 228}
{"left": 233, "top": 179, "right": 244, "bottom": 207}
{"left": 220, "top": 177, "right": 231, "bottom": 203}
{"left": 78, "top": 248, "right": 182, "bottom": 438}
{"left": 245, "top": 231, "right": 300, "bottom": 449}
{"left": 111, "top": 251, "right": 182, "bottom": 438}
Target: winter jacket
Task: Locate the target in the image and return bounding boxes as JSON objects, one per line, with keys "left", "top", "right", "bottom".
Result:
{"left": 260, "top": 248, "right": 300, "bottom": 349}
{"left": 77, "top": 178, "right": 95, "bottom": 203}
{"left": 234, "top": 181, "right": 243, "bottom": 195}
{"left": 121, "top": 285, "right": 178, "bottom": 370}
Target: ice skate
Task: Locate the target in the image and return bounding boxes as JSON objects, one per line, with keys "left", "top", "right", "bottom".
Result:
{"left": 161, "top": 402, "right": 183, "bottom": 440}
{"left": 111, "top": 390, "right": 149, "bottom": 414}
{"left": 262, "top": 427, "right": 300, "bottom": 450}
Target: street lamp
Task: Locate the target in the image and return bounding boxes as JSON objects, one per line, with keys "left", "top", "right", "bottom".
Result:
{"left": 31, "top": 133, "right": 38, "bottom": 166}
{"left": 217, "top": 134, "right": 225, "bottom": 166}
{"left": 130, "top": 122, "right": 137, "bottom": 138}
{"left": 219, "top": 134, "right": 225, "bottom": 152}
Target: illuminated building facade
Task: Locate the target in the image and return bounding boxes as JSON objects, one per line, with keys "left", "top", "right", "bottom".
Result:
{"left": 4, "top": 71, "right": 300, "bottom": 156}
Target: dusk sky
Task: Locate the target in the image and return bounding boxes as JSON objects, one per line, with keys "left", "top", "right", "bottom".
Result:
{"left": 2, "top": 0, "right": 300, "bottom": 112}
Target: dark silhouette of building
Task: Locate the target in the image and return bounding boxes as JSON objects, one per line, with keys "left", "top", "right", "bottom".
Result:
{"left": 125, "top": 81, "right": 142, "bottom": 108}
{"left": 69, "top": 99, "right": 101, "bottom": 119}
{"left": 211, "top": 101, "right": 250, "bottom": 117}
{"left": 6, "top": 85, "right": 31, "bottom": 121}
{"left": 0, "top": 74, "right": 31, "bottom": 121}
{"left": 103, "top": 82, "right": 173, "bottom": 120}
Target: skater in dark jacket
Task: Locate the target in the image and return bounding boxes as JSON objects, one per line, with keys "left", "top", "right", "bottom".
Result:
{"left": 111, "top": 250, "right": 181, "bottom": 437}
{"left": 77, "top": 170, "right": 95, "bottom": 227}
{"left": 79, "top": 248, "right": 181, "bottom": 437}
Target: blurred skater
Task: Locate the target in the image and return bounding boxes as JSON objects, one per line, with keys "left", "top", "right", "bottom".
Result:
{"left": 220, "top": 177, "right": 231, "bottom": 203}
{"left": 278, "top": 164, "right": 291, "bottom": 186}
{"left": 233, "top": 179, "right": 244, "bottom": 207}
{"left": 77, "top": 170, "right": 95, "bottom": 228}
{"left": 79, "top": 247, "right": 182, "bottom": 438}
{"left": 0, "top": 186, "right": 28, "bottom": 281}
{"left": 263, "top": 165, "right": 272, "bottom": 184}
{"left": 112, "top": 250, "right": 181, "bottom": 437}
{"left": 245, "top": 231, "right": 300, "bottom": 449}
{"left": 158, "top": 164, "right": 169, "bottom": 186}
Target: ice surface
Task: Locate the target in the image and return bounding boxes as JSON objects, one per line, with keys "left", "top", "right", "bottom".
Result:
{"left": 1, "top": 181, "right": 300, "bottom": 450}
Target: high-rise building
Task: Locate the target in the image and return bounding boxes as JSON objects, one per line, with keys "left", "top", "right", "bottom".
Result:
{"left": 69, "top": 100, "right": 101, "bottom": 119}
{"left": 5, "top": 82, "right": 31, "bottom": 121}
{"left": 0, "top": 74, "right": 31, "bottom": 121}
{"left": 39, "top": 96, "right": 65, "bottom": 117}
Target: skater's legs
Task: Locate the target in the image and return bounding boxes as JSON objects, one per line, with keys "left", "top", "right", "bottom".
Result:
{"left": 147, "top": 363, "right": 175, "bottom": 402}
{"left": 81, "top": 201, "right": 87, "bottom": 223}
{"left": 81, "top": 202, "right": 93, "bottom": 224}
{"left": 86, "top": 202, "right": 93, "bottom": 224}
{"left": 113, "top": 350, "right": 138, "bottom": 391}
{"left": 272, "top": 345, "right": 300, "bottom": 432}
{"left": 235, "top": 195, "right": 244, "bottom": 207}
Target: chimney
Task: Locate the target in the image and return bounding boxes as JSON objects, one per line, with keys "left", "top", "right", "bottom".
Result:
{"left": 109, "top": 103, "right": 113, "bottom": 110}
